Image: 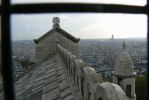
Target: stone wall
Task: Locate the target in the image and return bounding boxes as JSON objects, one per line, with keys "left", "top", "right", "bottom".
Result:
{"left": 36, "top": 32, "right": 57, "bottom": 63}
{"left": 35, "top": 30, "right": 79, "bottom": 63}
{"left": 57, "top": 44, "right": 128, "bottom": 100}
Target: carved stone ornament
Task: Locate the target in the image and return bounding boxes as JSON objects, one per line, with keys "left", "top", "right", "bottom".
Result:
{"left": 53, "top": 17, "right": 60, "bottom": 24}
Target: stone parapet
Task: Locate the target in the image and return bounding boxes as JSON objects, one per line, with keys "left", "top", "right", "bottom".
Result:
{"left": 57, "top": 44, "right": 128, "bottom": 100}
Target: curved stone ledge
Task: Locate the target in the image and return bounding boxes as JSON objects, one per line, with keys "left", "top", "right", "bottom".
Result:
{"left": 57, "top": 44, "right": 128, "bottom": 100}
{"left": 95, "top": 82, "right": 128, "bottom": 100}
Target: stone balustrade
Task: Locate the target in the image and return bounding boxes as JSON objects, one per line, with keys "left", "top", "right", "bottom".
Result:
{"left": 57, "top": 44, "right": 128, "bottom": 100}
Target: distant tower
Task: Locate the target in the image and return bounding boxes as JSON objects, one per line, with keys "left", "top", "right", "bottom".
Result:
{"left": 112, "top": 34, "right": 114, "bottom": 40}
{"left": 113, "top": 42, "right": 136, "bottom": 100}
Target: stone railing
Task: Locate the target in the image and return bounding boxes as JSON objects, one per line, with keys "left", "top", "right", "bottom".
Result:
{"left": 57, "top": 44, "right": 128, "bottom": 100}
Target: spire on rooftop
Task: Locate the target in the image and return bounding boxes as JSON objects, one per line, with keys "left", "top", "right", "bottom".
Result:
{"left": 113, "top": 41, "right": 135, "bottom": 76}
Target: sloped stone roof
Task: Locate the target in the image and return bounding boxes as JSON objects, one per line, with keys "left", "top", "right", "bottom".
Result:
{"left": 34, "top": 27, "right": 80, "bottom": 44}
{"left": 114, "top": 50, "right": 134, "bottom": 75}
{"left": 114, "top": 42, "right": 135, "bottom": 76}
{"left": 15, "top": 55, "right": 74, "bottom": 100}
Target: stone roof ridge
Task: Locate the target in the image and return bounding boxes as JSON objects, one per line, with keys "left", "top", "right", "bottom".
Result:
{"left": 34, "top": 27, "right": 80, "bottom": 44}
{"left": 34, "top": 28, "right": 54, "bottom": 44}
{"left": 57, "top": 27, "right": 80, "bottom": 42}
{"left": 34, "top": 17, "right": 80, "bottom": 44}
{"left": 57, "top": 44, "right": 102, "bottom": 82}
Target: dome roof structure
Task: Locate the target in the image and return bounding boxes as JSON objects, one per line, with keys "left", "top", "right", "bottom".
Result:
{"left": 114, "top": 42, "right": 135, "bottom": 76}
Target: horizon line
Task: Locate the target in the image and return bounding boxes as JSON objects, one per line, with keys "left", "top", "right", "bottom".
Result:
{"left": 12, "top": 37, "right": 147, "bottom": 41}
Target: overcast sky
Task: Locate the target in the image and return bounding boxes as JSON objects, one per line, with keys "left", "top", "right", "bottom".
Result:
{"left": 10, "top": 0, "right": 147, "bottom": 40}
{"left": 11, "top": 13, "right": 147, "bottom": 40}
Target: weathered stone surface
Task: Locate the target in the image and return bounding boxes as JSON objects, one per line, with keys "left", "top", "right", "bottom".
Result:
{"left": 32, "top": 84, "right": 44, "bottom": 92}
{"left": 28, "top": 90, "right": 42, "bottom": 100}
{"left": 33, "top": 80, "right": 45, "bottom": 87}
{"left": 43, "top": 81, "right": 58, "bottom": 93}
{"left": 58, "top": 74, "right": 66, "bottom": 83}
{"left": 42, "top": 88, "right": 60, "bottom": 100}
{"left": 45, "top": 68, "right": 56, "bottom": 75}
{"left": 14, "top": 56, "right": 74, "bottom": 100}
{"left": 34, "top": 75, "right": 45, "bottom": 82}
{"left": 44, "top": 75, "right": 57, "bottom": 85}
{"left": 59, "top": 81, "right": 69, "bottom": 91}
{"left": 60, "top": 88, "right": 72, "bottom": 99}
{"left": 63, "top": 95, "right": 74, "bottom": 100}
{"left": 95, "top": 82, "right": 128, "bottom": 100}
{"left": 44, "top": 71, "right": 57, "bottom": 79}
{"left": 34, "top": 18, "right": 79, "bottom": 63}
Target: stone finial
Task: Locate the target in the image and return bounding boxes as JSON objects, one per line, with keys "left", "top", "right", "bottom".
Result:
{"left": 53, "top": 17, "right": 60, "bottom": 28}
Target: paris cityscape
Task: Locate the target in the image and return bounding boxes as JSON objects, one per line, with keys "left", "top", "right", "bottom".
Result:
{"left": 11, "top": 38, "right": 147, "bottom": 81}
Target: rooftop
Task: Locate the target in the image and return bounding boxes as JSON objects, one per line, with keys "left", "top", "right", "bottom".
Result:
{"left": 15, "top": 55, "right": 74, "bottom": 100}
